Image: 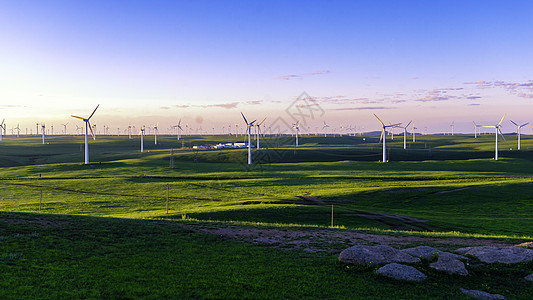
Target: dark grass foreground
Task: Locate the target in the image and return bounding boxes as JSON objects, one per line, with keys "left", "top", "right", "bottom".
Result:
{"left": 1, "top": 212, "right": 533, "bottom": 299}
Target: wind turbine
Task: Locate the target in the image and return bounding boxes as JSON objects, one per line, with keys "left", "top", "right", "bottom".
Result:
{"left": 292, "top": 121, "right": 301, "bottom": 147}
{"left": 14, "top": 124, "right": 20, "bottom": 138}
{"left": 323, "top": 121, "right": 330, "bottom": 137}
{"left": 139, "top": 126, "right": 145, "bottom": 152}
{"left": 41, "top": 123, "right": 46, "bottom": 144}
{"left": 374, "top": 114, "right": 401, "bottom": 163}
{"left": 450, "top": 121, "right": 455, "bottom": 136}
{"left": 256, "top": 117, "right": 266, "bottom": 149}
{"left": 0, "top": 119, "right": 4, "bottom": 141}
{"left": 71, "top": 104, "right": 99, "bottom": 164}
{"left": 412, "top": 124, "right": 417, "bottom": 142}
{"left": 62, "top": 122, "right": 69, "bottom": 135}
{"left": 175, "top": 120, "right": 183, "bottom": 141}
{"left": 483, "top": 114, "right": 506, "bottom": 160}
{"left": 241, "top": 112, "right": 256, "bottom": 165}
{"left": 153, "top": 123, "right": 159, "bottom": 145}
{"left": 473, "top": 121, "right": 482, "bottom": 138}
{"left": 399, "top": 120, "right": 412, "bottom": 150}
{"left": 510, "top": 120, "right": 529, "bottom": 150}
{"left": 35, "top": 123, "right": 39, "bottom": 136}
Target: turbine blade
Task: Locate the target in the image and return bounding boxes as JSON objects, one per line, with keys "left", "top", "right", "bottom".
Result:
{"left": 88, "top": 104, "right": 100, "bottom": 120}
{"left": 389, "top": 122, "right": 402, "bottom": 127}
{"left": 241, "top": 112, "right": 248, "bottom": 124}
{"left": 482, "top": 126, "right": 496, "bottom": 128}
{"left": 258, "top": 117, "right": 267, "bottom": 126}
{"left": 379, "top": 129, "right": 384, "bottom": 143}
{"left": 473, "top": 121, "right": 477, "bottom": 126}
{"left": 498, "top": 113, "right": 506, "bottom": 126}
{"left": 510, "top": 120, "right": 518, "bottom": 126}
{"left": 498, "top": 128, "right": 506, "bottom": 141}
{"left": 88, "top": 121, "right": 95, "bottom": 140}
{"left": 71, "top": 115, "right": 85, "bottom": 120}
{"left": 521, "top": 122, "right": 529, "bottom": 127}
{"left": 406, "top": 120, "right": 412, "bottom": 128}
{"left": 373, "top": 114, "right": 384, "bottom": 126}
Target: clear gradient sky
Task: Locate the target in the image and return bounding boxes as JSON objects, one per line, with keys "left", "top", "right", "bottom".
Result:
{"left": 1, "top": 1, "right": 532, "bottom": 134}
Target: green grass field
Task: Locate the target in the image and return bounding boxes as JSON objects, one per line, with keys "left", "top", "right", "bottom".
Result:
{"left": 1, "top": 133, "right": 533, "bottom": 298}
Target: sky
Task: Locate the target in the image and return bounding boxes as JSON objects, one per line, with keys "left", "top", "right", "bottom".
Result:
{"left": 1, "top": 0, "right": 532, "bottom": 135}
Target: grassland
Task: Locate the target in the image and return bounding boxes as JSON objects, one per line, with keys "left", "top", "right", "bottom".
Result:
{"left": 1, "top": 133, "right": 533, "bottom": 298}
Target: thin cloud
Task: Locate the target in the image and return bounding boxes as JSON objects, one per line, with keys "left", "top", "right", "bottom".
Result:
{"left": 173, "top": 105, "right": 190, "bottom": 109}
{"left": 278, "top": 70, "right": 331, "bottom": 80}
{"left": 304, "top": 70, "right": 331, "bottom": 76}
{"left": 246, "top": 100, "right": 263, "bottom": 105}
{"left": 468, "top": 103, "right": 481, "bottom": 106}
{"left": 334, "top": 106, "right": 396, "bottom": 110}
{"left": 160, "top": 106, "right": 171, "bottom": 110}
{"left": 205, "top": 102, "right": 239, "bottom": 109}
{"left": 278, "top": 74, "right": 301, "bottom": 80}
{"left": 0, "top": 104, "right": 23, "bottom": 108}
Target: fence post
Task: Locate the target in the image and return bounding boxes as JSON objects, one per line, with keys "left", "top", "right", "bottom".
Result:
{"left": 331, "top": 204, "right": 334, "bottom": 227}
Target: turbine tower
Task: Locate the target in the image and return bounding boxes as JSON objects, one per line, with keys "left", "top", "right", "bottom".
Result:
{"left": 175, "top": 120, "right": 183, "bottom": 141}
{"left": 483, "top": 114, "right": 506, "bottom": 160}
{"left": 374, "top": 114, "right": 401, "bottom": 163}
{"left": 510, "top": 120, "right": 529, "bottom": 150}
{"left": 241, "top": 112, "right": 256, "bottom": 165}
{"left": 62, "top": 122, "right": 69, "bottom": 135}
{"left": 0, "top": 119, "right": 5, "bottom": 141}
{"left": 14, "top": 124, "right": 20, "bottom": 138}
{"left": 41, "top": 123, "right": 46, "bottom": 144}
{"left": 256, "top": 117, "right": 266, "bottom": 149}
{"left": 399, "top": 120, "right": 412, "bottom": 150}
{"left": 140, "top": 126, "right": 145, "bottom": 152}
{"left": 153, "top": 123, "right": 159, "bottom": 145}
{"left": 450, "top": 121, "right": 455, "bottom": 136}
{"left": 292, "top": 121, "right": 301, "bottom": 147}
{"left": 71, "top": 104, "right": 99, "bottom": 164}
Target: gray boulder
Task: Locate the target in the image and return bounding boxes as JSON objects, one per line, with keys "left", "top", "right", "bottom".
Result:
{"left": 402, "top": 246, "right": 440, "bottom": 260}
{"left": 457, "top": 246, "right": 533, "bottom": 264}
{"left": 430, "top": 252, "right": 468, "bottom": 276}
{"left": 402, "top": 246, "right": 467, "bottom": 261}
{"left": 460, "top": 288, "right": 505, "bottom": 299}
{"left": 339, "top": 245, "right": 421, "bottom": 266}
{"left": 376, "top": 263, "right": 427, "bottom": 282}
{"left": 525, "top": 274, "right": 533, "bottom": 282}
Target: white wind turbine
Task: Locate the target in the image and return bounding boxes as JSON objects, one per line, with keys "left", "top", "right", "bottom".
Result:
{"left": 450, "top": 121, "right": 455, "bottom": 136}
{"left": 241, "top": 112, "right": 256, "bottom": 165}
{"left": 139, "top": 126, "right": 145, "bottom": 152}
{"left": 175, "top": 120, "right": 183, "bottom": 141}
{"left": 153, "top": 123, "right": 159, "bottom": 145}
{"left": 14, "top": 124, "right": 20, "bottom": 138}
{"left": 41, "top": 123, "right": 46, "bottom": 144}
{"left": 473, "top": 121, "right": 482, "bottom": 138}
{"left": 71, "top": 104, "right": 99, "bottom": 164}
{"left": 374, "top": 114, "right": 401, "bottom": 163}
{"left": 322, "top": 121, "right": 330, "bottom": 137}
{"left": 256, "top": 117, "right": 266, "bottom": 149}
{"left": 62, "top": 122, "right": 69, "bottom": 135}
{"left": 412, "top": 124, "right": 417, "bottom": 142}
{"left": 128, "top": 125, "right": 132, "bottom": 139}
{"left": 292, "top": 121, "right": 301, "bottom": 147}
{"left": 399, "top": 120, "right": 412, "bottom": 150}
{"left": 0, "top": 119, "right": 4, "bottom": 141}
{"left": 510, "top": 120, "right": 529, "bottom": 150}
{"left": 483, "top": 114, "right": 506, "bottom": 160}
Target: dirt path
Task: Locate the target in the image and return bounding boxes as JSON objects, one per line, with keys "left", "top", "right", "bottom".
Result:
{"left": 183, "top": 223, "right": 519, "bottom": 254}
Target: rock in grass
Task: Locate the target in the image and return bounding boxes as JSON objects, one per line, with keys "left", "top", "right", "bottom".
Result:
{"left": 429, "top": 252, "right": 468, "bottom": 276}
{"left": 459, "top": 288, "right": 505, "bottom": 299}
{"left": 525, "top": 274, "right": 533, "bottom": 282}
{"left": 376, "top": 263, "right": 426, "bottom": 282}
{"left": 339, "top": 245, "right": 420, "bottom": 266}
{"left": 456, "top": 246, "right": 533, "bottom": 264}
{"left": 402, "top": 246, "right": 440, "bottom": 260}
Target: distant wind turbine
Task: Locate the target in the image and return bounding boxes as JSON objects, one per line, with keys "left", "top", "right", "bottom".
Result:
{"left": 292, "top": 121, "right": 301, "bottom": 147}
{"left": 0, "top": 119, "right": 5, "bottom": 141}
{"left": 241, "top": 112, "right": 256, "bottom": 165}
{"left": 322, "top": 121, "right": 330, "bottom": 137}
{"left": 450, "top": 121, "right": 455, "bottom": 136}
{"left": 510, "top": 120, "right": 529, "bottom": 150}
{"left": 62, "top": 122, "right": 69, "bottom": 135}
{"left": 71, "top": 104, "right": 99, "bottom": 164}
{"left": 139, "top": 126, "right": 145, "bottom": 152}
{"left": 14, "top": 124, "right": 20, "bottom": 138}
{"left": 473, "top": 121, "right": 482, "bottom": 138}
{"left": 483, "top": 114, "right": 506, "bottom": 160}
{"left": 41, "top": 123, "right": 46, "bottom": 144}
{"left": 153, "top": 123, "right": 159, "bottom": 145}
{"left": 374, "top": 114, "right": 401, "bottom": 163}
{"left": 399, "top": 120, "right": 412, "bottom": 150}
{"left": 256, "top": 117, "right": 266, "bottom": 149}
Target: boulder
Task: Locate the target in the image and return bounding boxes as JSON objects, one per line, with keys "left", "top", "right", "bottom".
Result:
{"left": 339, "top": 245, "right": 421, "bottom": 266}
{"left": 525, "top": 274, "right": 533, "bottom": 282}
{"left": 376, "top": 263, "right": 427, "bottom": 282}
{"left": 402, "top": 246, "right": 440, "bottom": 260}
{"left": 430, "top": 252, "right": 468, "bottom": 276}
{"left": 459, "top": 288, "right": 505, "bottom": 299}
{"left": 457, "top": 246, "right": 533, "bottom": 264}
{"left": 402, "top": 245, "right": 467, "bottom": 261}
